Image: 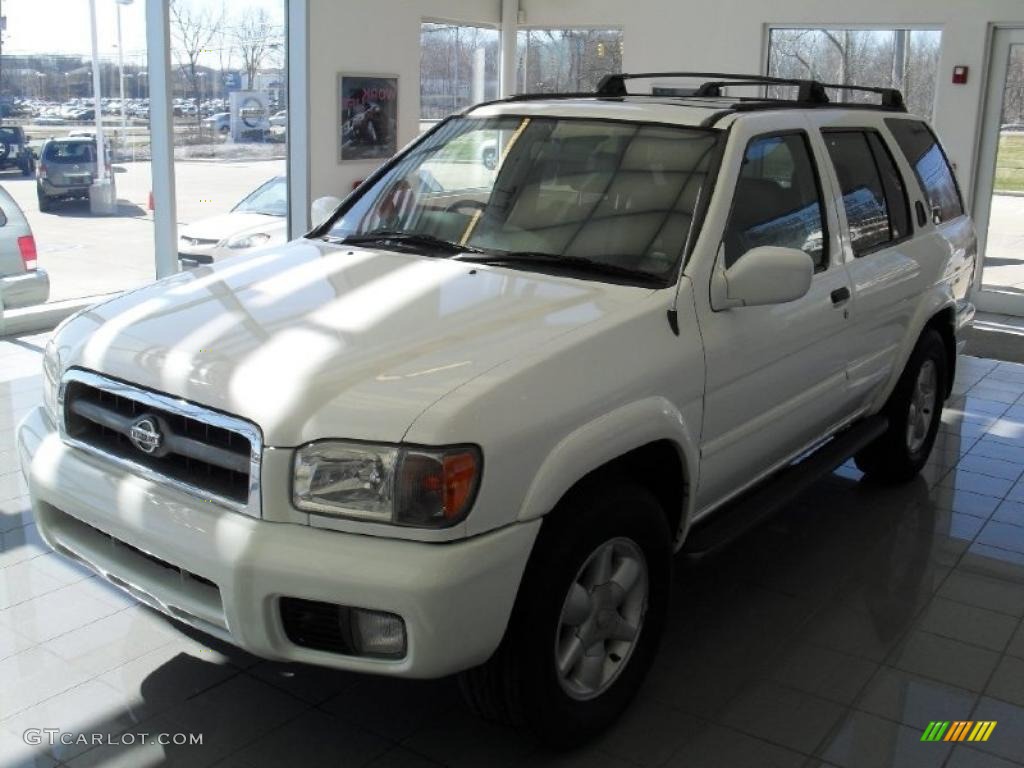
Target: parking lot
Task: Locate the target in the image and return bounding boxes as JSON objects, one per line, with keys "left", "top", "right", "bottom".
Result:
{"left": 0, "top": 158, "right": 286, "bottom": 302}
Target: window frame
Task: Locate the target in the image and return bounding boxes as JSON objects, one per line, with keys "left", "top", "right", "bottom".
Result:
{"left": 820, "top": 126, "right": 914, "bottom": 259}
{"left": 720, "top": 128, "right": 832, "bottom": 273}
{"left": 883, "top": 117, "right": 965, "bottom": 225}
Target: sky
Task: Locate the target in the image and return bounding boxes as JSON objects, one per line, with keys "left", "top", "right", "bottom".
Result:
{"left": 1, "top": 0, "right": 285, "bottom": 66}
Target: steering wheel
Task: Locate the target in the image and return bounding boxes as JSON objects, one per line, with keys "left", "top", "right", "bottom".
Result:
{"left": 445, "top": 199, "right": 487, "bottom": 216}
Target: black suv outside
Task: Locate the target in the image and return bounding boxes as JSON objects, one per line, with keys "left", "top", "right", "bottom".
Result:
{"left": 0, "top": 126, "right": 36, "bottom": 176}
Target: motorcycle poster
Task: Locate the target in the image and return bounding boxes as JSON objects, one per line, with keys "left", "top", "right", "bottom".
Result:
{"left": 339, "top": 74, "right": 398, "bottom": 162}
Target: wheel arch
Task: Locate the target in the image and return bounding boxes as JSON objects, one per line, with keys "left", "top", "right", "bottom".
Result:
{"left": 516, "top": 397, "right": 699, "bottom": 547}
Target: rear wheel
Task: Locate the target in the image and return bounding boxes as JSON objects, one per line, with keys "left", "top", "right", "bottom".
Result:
{"left": 855, "top": 329, "right": 947, "bottom": 482}
{"left": 459, "top": 480, "right": 671, "bottom": 747}
{"left": 37, "top": 187, "right": 51, "bottom": 212}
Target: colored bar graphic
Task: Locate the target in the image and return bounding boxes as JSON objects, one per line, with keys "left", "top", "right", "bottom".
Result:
{"left": 921, "top": 721, "right": 996, "bottom": 742}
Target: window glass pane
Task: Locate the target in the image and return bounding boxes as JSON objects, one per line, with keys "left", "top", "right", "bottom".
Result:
{"left": 885, "top": 118, "right": 963, "bottom": 224}
{"left": 823, "top": 131, "right": 892, "bottom": 255}
{"left": 767, "top": 29, "right": 941, "bottom": 119}
{"left": 0, "top": 0, "right": 153, "bottom": 307}
{"left": 420, "top": 23, "right": 500, "bottom": 120}
{"left": 170, "top": 0, "right": 287, "bottom": 270}
{"left": 867, "top": 132, "right": 911, "bottom": 240}
{"left": 724, "top": 134, "right": 827, "bottom": 270}
{"left": 516, "top": 29, "right": 623, "bottom": 94}
{"left": 329, "top": 117, "right": 719, "bottom": 280}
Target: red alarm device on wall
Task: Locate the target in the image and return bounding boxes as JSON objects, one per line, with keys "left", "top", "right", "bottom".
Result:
{"left": 952, "top": 65, "right": 968, "bottom": 84}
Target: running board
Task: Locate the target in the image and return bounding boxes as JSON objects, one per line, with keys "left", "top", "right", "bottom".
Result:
{"left": 681, "top": 415, "right": 889, "bottom": 557}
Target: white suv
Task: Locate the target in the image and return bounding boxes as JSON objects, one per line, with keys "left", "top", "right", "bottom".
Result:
{"left": 18, "top": 73, "right": 976, "bottom": 746}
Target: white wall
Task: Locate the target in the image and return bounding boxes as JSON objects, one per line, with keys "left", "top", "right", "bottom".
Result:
{"left": 307, "top": 0, "right": 499, "bottom": 202}
{"left": 518, "top": 0, "right": 1024, "bottom": 210}
{"left": 305, "top": 0, "right": 1024, "bottom": 213}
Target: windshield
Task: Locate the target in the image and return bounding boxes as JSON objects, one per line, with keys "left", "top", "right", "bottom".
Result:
{"left": 325, "top": 116, "right": 720, "bottom": 283}
{"left": 233, "top": 177, "right": 287, "bottom": 217}
{"left": 44, "top": 141, "right": 95, "bottom": 164}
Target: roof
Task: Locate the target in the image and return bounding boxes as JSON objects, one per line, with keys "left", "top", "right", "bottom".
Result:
{"left": 468, "top": 97, "right": 736, "bottom": 129}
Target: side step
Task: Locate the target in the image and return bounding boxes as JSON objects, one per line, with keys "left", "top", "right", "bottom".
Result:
{"left": 681, "top": 415, "right": 888, "bottom": 557}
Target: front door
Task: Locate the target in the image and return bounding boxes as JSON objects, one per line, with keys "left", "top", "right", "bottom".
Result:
{"left": 695, "top": 116, "right": 854, "bottom": 512}
{"left": 972, "top": 27, "right": 1024, "bottom": 317}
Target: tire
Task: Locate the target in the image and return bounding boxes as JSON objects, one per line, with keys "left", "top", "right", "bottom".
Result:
{"left": 37, "top": 188, "right": 52, "bottom": 212}
{"left": 459, "top": 480, "right": 671, "bottom": 748}
{"left": 854, "top": 329, "right": 947, "bottom": 483}
{"left": 482, "top": 147, "right": 498, "bottom": 171}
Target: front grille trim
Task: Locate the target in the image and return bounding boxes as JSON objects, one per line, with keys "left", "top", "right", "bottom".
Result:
{"left": 58, "top": 368, "right": 263, "bottom": 518}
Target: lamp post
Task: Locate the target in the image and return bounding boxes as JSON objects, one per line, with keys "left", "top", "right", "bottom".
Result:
{"left": 115, "top": 0, "right": 134, "bottom": 131}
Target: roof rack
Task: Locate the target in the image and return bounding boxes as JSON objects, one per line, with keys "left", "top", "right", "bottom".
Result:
{"left": 595, "top": 72, "right": 906, "bottom": 111}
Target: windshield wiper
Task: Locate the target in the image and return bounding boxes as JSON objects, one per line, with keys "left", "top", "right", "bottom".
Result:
{"left": 334, "top": 231, "right": 486, "bottom": 254}
{"left": 455, "top": 252, "right": 664, "bottom": 285}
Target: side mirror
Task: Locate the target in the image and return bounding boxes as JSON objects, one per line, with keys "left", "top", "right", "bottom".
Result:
{"left": 711, "top": 246, "right": 814, "bottom": 309}
{"left": 310, "top": 196, "right": 343, "bottom": 228}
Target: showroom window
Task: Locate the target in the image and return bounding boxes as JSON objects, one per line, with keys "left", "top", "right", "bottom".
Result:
{"left": 0, "top": 0, "right": 154, "bottom": 306}
{"left": 170, "top": 0, "right": 287, "bottom": 271}
{"left": 767, "top": 28, "right": 942, "bottom": 119}
{"left": 516, "top": 28, "right": 623, "bottom": 94}
{"left": 420, "top": 22, "right": 500, "bottom": 120}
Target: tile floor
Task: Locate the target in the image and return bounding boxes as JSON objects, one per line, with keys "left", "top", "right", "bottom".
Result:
{"left": 2, "top": 334, "right": 1024, "bottom": 768}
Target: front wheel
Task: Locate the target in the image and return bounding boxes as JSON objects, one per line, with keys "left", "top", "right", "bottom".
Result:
{"left": 459, "top": 481, "right": 671, "bottom": 747}
{"left": 855, "top": 329, "right": 947, "bottom": 483}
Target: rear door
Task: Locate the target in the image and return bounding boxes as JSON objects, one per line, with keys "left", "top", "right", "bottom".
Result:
{"left": 813, "top": 119, "right": 930, "bottom": 411}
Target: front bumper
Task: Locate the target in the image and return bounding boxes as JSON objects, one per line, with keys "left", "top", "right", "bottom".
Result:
{"left": 17, "top": 406, "right": 538, "bottom": 678}
{"left": 0, "top": 268, "right": 50, "bottom": 309}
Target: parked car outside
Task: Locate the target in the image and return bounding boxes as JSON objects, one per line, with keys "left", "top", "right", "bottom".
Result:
{"left": 36, "top": 136, "right": 112, "bottom": 212}
{"left": 269, "top": 109, "right": 287, "bottom": 127}
{"left": 0, "top": 184, "right": 49, "bottom": 309}
{"left": 18, "top": 73, "right": 976, "bottom": 747}
{"left": 178, "top": 176, "right": 288, "bottom": 267}
{"left": 202, "top": 112, "right": 231, "bottom": 135}
{"left": 0, "top": 126, "right": 37, "bottom": 176}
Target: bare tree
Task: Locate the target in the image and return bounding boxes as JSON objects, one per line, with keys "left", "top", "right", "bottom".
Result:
{"left": 234, "top": 7, "right": 275, "bottom": 91}
{"left": 170, "top": 0, "right": 224, "bottom": 127}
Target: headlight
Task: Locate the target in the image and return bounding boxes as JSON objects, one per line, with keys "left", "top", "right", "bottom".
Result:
{"left": 293, "top": 441, "right": 482, "bottom": 528}
{"left": 226, "top": 232, "right": 271, "bottom": 250}
{"left": 42, "top": 336, "right": 61, "bottom": 419}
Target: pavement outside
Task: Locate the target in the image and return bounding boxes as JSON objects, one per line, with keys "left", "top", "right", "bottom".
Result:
{"left": 0, "top": 159, "right": 285, "bottom": 303}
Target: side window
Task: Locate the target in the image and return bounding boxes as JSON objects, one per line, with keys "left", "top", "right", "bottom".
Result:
{"left": 885, "top": 118, "right": 964, "bottom": 224}
{"left": 868, "top": 133, "right": 911, "bottom": 241}
{"left": 823, "top": 130, "right": 910, "bottom": 256}
{"left": 723, "top": 133, "right": 827, "bottom": 271}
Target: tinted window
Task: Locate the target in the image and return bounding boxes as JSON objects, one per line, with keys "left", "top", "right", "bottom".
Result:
{"left": 724, "top": 133, "right": 827, "bottom": 270}
{"left": 868, "top": 132, "right": 911, "bottom": 241}
{"left": 885, "top": 119, "right": 963, "bottom": 223}
{"left": 824, "top": 130, "right": 911, "bottom": 256}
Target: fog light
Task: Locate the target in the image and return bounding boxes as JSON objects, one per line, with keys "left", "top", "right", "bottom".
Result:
{"left": 350, "top": 608, "right": 406, "bottom": 658}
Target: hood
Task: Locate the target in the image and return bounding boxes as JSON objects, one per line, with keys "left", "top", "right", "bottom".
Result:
{"left": 57, "top": 239, "right": 647, "bottom": 446}
{"left": 179, "top": 213, "right": 284, "bottom": 244}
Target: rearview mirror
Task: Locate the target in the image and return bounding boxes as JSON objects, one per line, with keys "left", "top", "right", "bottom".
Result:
{"left": 311, "top": 196, "right": 343, "bottom": 228}
{"left": 711, "top": 246, "right": 814, "bottom": 309}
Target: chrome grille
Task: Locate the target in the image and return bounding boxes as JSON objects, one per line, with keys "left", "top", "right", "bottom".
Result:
{"left": 59, "top": 369, "right": 262, "bottom": 517}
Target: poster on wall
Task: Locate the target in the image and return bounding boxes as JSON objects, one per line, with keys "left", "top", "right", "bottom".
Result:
{"left": 338, "top": 73, "right": 398, "bottom": 162}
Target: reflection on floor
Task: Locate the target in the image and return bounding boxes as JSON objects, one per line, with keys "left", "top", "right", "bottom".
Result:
{"left": 2, "top": 335, "right": 1024, "bottom": 768}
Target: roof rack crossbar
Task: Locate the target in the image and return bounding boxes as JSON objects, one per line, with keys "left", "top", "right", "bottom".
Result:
{"left": 595, "top": 71, "right": 904, "bottom": 111}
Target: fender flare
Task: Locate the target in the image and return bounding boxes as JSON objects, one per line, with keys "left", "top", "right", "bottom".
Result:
{"left": 870, "top": 286, "right": 956, "bottom": 413}
{"left": 516, "top": 396, "right": 701, "bottom": 541}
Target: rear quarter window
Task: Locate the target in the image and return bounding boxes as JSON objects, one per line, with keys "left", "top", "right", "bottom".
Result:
{"left": 885, "top": 118, "right": 963, "bottom": 224}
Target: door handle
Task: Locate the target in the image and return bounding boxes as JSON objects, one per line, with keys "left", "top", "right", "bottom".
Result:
{"left": 831, "top": 287, "right": 851, "bottom": 305}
